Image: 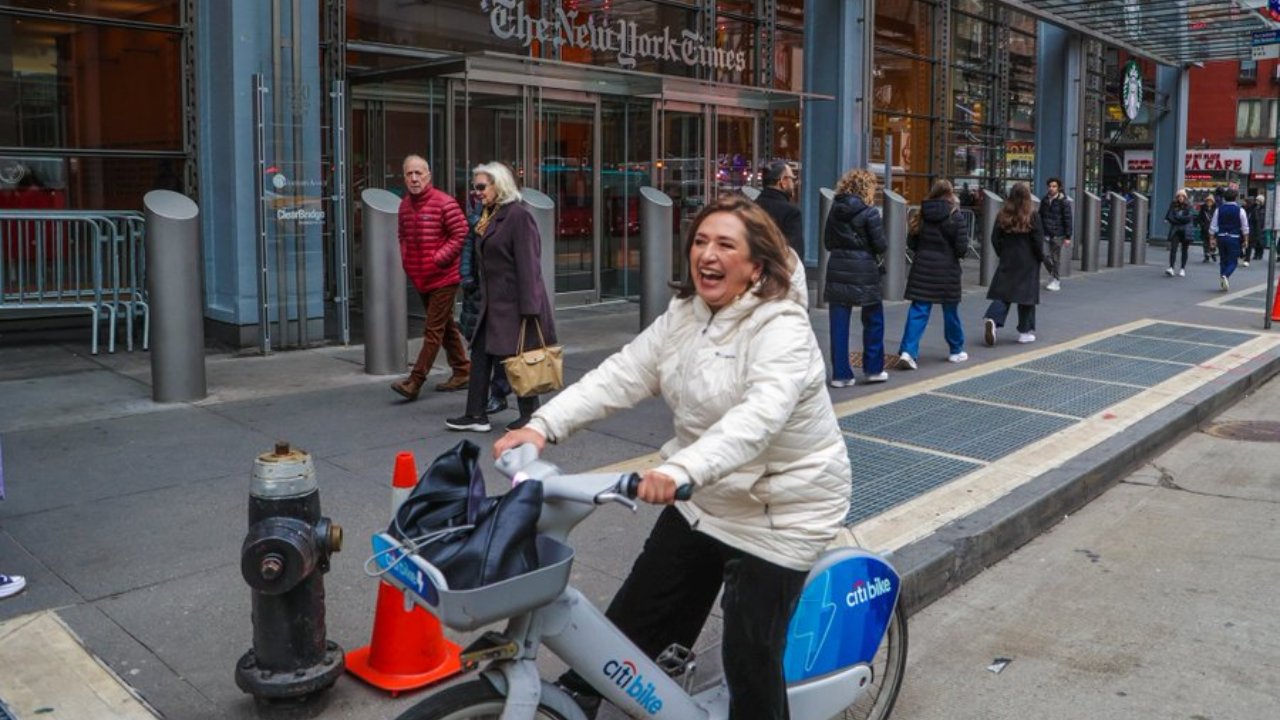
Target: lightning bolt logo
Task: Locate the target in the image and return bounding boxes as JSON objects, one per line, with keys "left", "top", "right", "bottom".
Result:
{"left": 788, "top": 571, "right": 839, "bottom": 672}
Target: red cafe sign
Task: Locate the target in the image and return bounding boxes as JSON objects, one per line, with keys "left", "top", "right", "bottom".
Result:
{"left": 1184, "top": 150, "right": 1250, "bottom": 173}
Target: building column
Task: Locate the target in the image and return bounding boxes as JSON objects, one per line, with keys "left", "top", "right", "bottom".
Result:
{"left": 1035, "top": 23, "right": 1084, "bottom": 203}
{"left": 197, "top": 0, "right": 323, "bottom": 348}
{"left": 802, "top": 0, "right": 869, "bottom": 266}
{"left": 1152, "top": 64, "right": 1188, "bottom": 242}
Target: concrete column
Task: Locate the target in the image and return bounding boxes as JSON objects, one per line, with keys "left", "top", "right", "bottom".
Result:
{"left": 1081, "top": 191, "right": 1102, "bottom": 272}
{"left": 815, "top": 188, "right": 835, "bottom": 309}
{"left": 1153, "top": 65, "right": 1189, "bottom": 242}
{"left": 980, "top": 191, "right": 1003, "bottom": 286}
{"left": 1034, "top": 23, "right": 1070, "bottom": 193}
{"left": 882, "top": 190, "right": 908, "bottom": 301}
{"left": 1107, "top": 192, "right": 1128, "bottom": 268}
{"left": 520, "top": 189, "right": 556, "bottom": 307}
{"left": 361, "top": 189, "right": 406, "bottom": 375}
{"left": 638, "top": 186, "right": 673, "bottom": 329}
{"left": 144, "top": 191, "right": 206, "bottom": 402}
{"left": 803, "top": 0, "right": 868, "bottom": 268}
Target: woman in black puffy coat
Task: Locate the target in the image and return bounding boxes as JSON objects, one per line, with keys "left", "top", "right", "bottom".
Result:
{"left": 982, "top": 182, "right": 1045, "bottom": 346}
{"left": 896, "top": 180, "right": 968, "bottom": 370}
{"left": 823, "top": 168, "right": 887, "bottom": 387}
{"left": 1164, "top": 190, "right": 1193, "bottom": 277}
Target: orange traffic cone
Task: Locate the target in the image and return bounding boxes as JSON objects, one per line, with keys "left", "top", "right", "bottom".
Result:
{"left": 346, "top": 452, "right": 463, "bottom": 695}
{"left": 1272, "top": 283, "right": 1280, "bottom": 322}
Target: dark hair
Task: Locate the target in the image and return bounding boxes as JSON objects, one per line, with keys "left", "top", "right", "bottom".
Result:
{"left": 997, "top": 182, "right": 1035, "bottom": 233}
{"left": 1224, "top": 188, "right": 1238, "bottom": 202}
{"left": 761, "top": 160, "right": 790, "bottom": 188}
{"left": 675, "top": 194, "right": 793, "bottom": 304}
{"left": 1047, "top": 177, "right": 1062, "bottom": 188}
{"left": 908, "top": 180, "right": 955, "bottom": 235}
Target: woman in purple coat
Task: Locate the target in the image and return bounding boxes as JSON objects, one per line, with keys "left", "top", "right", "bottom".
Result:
{"left": 446, "top": 162, "right": 557, "bottom": 433}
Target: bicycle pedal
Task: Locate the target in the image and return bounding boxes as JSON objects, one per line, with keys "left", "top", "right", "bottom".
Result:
{"left": 655, "top": 643, "right": 696, "bottom": 678}
{"left": 460, "top": 630, "right": 519, "bottom": 668}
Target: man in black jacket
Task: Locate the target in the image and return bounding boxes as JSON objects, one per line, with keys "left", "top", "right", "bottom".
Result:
{"left": 755, "top": 160, "right": 804, "bottom": 261}
{"left": 1039, "top": 177, "right": 1073, "bottom": 292}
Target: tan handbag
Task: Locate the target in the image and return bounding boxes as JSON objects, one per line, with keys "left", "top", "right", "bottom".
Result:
{"left": 502, "top": 318, "right": 564, "bottom": 397}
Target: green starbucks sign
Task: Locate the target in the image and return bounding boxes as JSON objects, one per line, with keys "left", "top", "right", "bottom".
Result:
{"left": 1121, "top": 60, "right": 1142, "bottom": 121}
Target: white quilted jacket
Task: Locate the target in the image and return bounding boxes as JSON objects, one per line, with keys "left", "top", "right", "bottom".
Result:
{"left": 527, "top": 264, "right": 851, "bottom": 570}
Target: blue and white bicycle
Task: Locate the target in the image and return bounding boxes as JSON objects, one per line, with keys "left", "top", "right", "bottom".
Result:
{"left": 369, "top": 445, "right": 907, "bottom": 720}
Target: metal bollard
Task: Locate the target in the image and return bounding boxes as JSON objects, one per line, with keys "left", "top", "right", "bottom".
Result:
{"left": 882, "top": 189, "right": 908, "bottom": 301}
{"left": 236, "top": 442, "right": 344, "bottom": 701}
{"left": 1080, "top": 192, "right": 1102, "bottom": 272}
{"left": 980, "top": 190, "right": 1003, "bottom": 287}
{"left": 521, "top": 189, "right": 557, "bottom": 306}
{"left": 1130, "top": 192, "right": 1149, "bottom": 266}
{"left": 1107, "top": 192, "right": 1127, "bottom": 268}
{"left": 361, "top": 189, "right": 407, "bottom": 376}
{"left": 639, "top": 186, "right": 674, "bottom": 329}
{"left": 143, "top": 190, "right": 206, "bottom": 402}
{"left": 815, "top": 188, "right": 835, "bottom": 309}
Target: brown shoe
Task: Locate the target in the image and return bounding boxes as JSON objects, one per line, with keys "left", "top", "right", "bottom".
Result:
{"left": 435, "top": 374, "right": 470, "bottom": 392}
{"left": 391, "top": 377, "right": 424, "bottom": 401}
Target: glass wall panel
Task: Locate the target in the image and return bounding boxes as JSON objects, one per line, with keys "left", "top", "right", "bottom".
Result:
{"left": 601, "top": 98, "right": 651, "bottom": 299}
{"left": 871, "top": 116, "right": 932, "bottom": 201}
{"left": 715, "top": 113, "right": 754, "bottom": 193}
{"left": 774, "top": 27, "right": 803, "bottom": 91}
{"left": 712, "top": 15, "right": 756, "bottom": 86}
{"left": 953, "top": 13, "right": 992, "bottom": 68}
{"left": 0, "top": 154, "right": 183, "bottom": 210}
{"left": 349, "top": 0, "right": 537, "bottom": 55}
{"left": 0, "top": 18, "right": 181, "bottom": 151}
{"left": 952, "top": 66, "right": 993, "bottom": 125}
{"left": 875, "top": 0, "right": 932, "bottom": 56}
{"left": 776, "top": 0, "right": 803, "bottom": 29}
{"left": 0, "top": 1, "right": 178, "bottom": 23}
{"left": 874, "top": 53, "right": 933, "bottom": 116}
{"left": 538, "top": 100, "right": 596, "bottom": 293}
{"left": 661, "top": 109, "right": 703, "bottom": 279}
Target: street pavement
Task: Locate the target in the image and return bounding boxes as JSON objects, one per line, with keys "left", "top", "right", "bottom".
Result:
{"left": 1, "top": 251, "right": 1278, "bottom": 719}
{"left": 892, "top": 366, "right": 1280, "bottom": 720}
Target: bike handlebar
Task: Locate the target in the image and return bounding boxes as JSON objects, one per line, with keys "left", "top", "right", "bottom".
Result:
{"left": 622, "top": 472, "right": 695, "bottom": 501}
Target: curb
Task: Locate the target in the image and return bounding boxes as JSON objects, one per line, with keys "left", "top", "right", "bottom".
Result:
{"left": 893, "top": 344, "right": 1280, "bottom": 617}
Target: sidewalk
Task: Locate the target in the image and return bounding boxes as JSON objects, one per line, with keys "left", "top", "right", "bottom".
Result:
{"left": 1, "top": 255, "right": 1277, "bottom": 719}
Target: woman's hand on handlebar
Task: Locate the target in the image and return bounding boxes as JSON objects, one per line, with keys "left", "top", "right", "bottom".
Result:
{"left": 636, "top": 469, "right": 679, "bottom": 505}
{"left": 493, "top": 428, "right": 546, "bottom": 459}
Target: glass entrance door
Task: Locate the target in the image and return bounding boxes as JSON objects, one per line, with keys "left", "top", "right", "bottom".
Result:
{"left": 601, "top": 98, "right": 652, "bottom": 299}
{"left": 537, "top": 98, "right": 598, "bottom": 298}
{"left": 714, "top": 110, "right": 756, "bottom": 195}
{"left": 660, "top": 107, "right": 706, "bottom": 280}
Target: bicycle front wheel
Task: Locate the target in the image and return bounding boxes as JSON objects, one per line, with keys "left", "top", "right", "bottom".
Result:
{"left": 395, "top": 679, "right": 580, "bottom": 720}
{"left": 835, "top": 604, "right": 908, "bottom": 720}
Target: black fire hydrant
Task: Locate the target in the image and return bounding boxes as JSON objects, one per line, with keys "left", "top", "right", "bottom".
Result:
{"left": 235, "top": 442, "right": 345, "bottom": 701}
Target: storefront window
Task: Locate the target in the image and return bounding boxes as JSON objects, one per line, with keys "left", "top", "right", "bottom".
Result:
{"left": 953, "top": 13, "right": 992, "bottom": 68}
{"left": 875, "top": 0, "right": 932, "bottom": 56}
{"left": 0, "top": 18, "right": 182, "bottom": 151}
{"left": 0, "top": 154, "right": 185, "bottom": 210}
{"left": 952, "top": 67, "right": 992, "bottom": 125}
{"left": 874, "top": 53, "right": 933, "bottom": 117}
{"left": 1008, "top": 31, "right": 1036, "bottom": 133}
{"left": 0, "top": 0, "right": 178, "bottom": 23}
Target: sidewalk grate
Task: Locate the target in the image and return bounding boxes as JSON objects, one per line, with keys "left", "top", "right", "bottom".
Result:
{"left": 1020, "top": 350, "right": 1188, "bottom": 387}
{"left": 1079, "top": 334, "right": 1225, "bottom": 365}
{"left": 839, "top": 394, "right": 1074, "bottom": 462}
{"left": 1123, "top": 322, "right": 1256, "bottom": 347}
{"left": 843, "top": 436, "right": 981, "bottom": 525}
{"left": 1223, "top": 290, "right": 1268, "bottom": 309}
{"left": 937, "top": 369, "right": 1143, "bottom": 418}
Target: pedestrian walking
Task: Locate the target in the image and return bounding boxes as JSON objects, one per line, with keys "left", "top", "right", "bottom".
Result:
{"left": 1209, "top": 187, "right": 1250, "bottom": 292}
{"left": 982, "top": 182, "right": 1045, "bottom": 346}
{"left": 1197, "top": 194, "right": 1218, "bottom": 263}
{"left": 390, "top": 154, "right": 472, "bottom": 401}
{"left": 1241, "top": 195, "right": 1257, "bottom": 267}
{"left": 446, "top": 162, "right": 557, "bottom": 433}
{"left": 1164, "top": 190, "right": 1193, "bottom": 277}
{"left": 1247, "top": 194, "right": 1266, "bottom": 263}
{"left": 1038, "top": 177, "right": 1072, "bottom": 292}
{"left": 754, "top": 160, "right": 804, "bottom": 261}
{"left": 824, "top": 168, "right": 888, "bottom": 387}
{"left": 459, "top": 189, "right": 513, "bottom": 417}
{"left": 896, "top": 180, "right": 968, "bottom": 370}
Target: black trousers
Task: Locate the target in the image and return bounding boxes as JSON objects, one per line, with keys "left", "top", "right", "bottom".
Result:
{"left": 465, "top": 321, "right": 539, "bottom": 419}
{"left": 985, "top": 299, "right": 1036, "bottom": 333}
{"left": 1168, "top": 230, "right": 1190, "bottom": 269}
{"left": 562, "top": 507, "right": 807, "bottom": 719}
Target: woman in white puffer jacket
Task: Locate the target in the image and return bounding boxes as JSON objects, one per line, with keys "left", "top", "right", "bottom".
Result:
{"left": 494, "top": 194, "right": 851, "bottom": 720}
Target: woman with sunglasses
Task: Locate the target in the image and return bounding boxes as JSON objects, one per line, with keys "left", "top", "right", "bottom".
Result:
{"left": 446, "top": 163, "right": 557, "bottom": 433}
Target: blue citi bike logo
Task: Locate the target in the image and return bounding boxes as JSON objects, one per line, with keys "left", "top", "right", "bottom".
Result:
{"left": 603, "top": 658, "right": 665, "bottom": 715}
{"left": 846, "top": 576, "right": 894, "bottom": 607}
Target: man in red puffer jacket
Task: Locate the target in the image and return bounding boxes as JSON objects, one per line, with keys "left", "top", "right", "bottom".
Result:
{"left": 391, "top": 154, "right": 471, "bottom": 400}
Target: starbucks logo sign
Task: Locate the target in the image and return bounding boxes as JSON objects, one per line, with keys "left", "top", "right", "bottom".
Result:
{"left": 1121, "top": 60, "right": 1142, "bottom": 121}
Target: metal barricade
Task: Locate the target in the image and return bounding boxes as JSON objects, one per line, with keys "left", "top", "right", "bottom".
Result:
{"left": 0, "top": 209, "right": 150, "bottom": 354}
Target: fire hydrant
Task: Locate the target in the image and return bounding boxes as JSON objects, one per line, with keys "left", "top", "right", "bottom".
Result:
{"left": 235, "top": 442, "right": 345, "bottom": 700}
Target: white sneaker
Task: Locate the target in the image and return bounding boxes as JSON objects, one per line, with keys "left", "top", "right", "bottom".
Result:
{"left": 1017, "top": 333, "right": 1036, "bottom": 344}
{"left": 1046, "top": 279, "right": 1061, "bottom": 292}
{"left": 983, "top": 318, "right": 997, "bottom": 347}
{"left": 1178, "top": 268, "right": 1186, "bottom": 277}
{"left": 1242, "top": 260, "right": 1250, "bottom": 267}
{"left": 0, "top": 574, "right": 26, "bottom": 599}
{"left": 829, "top": 378, "right": 855, "bottom": 388}
{"left": 1164, "top": 267, "right": 1175, "bottom": 277}
{"left": 896, "top": 352, "right": 918, "bottom": 370}
{"left": 864, "top": 371, "right": 890, "bottom": 384}
{"left": 1220, "top": 275, "right": 1229, "bottom": 292}
{"left": 948, "top": 351, "right": 969, "bottom": 363}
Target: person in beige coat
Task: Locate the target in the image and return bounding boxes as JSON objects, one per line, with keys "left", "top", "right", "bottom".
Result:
{"left": 494, "top": 194, "right": 850, "bottom": 719}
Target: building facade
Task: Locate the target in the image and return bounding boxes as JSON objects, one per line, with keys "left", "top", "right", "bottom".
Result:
{"left": 0, "top": 0, "right": 1202, "bottom": 349}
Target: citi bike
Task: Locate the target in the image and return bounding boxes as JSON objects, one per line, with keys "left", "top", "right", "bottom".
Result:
{"left": 368, "top": 445, "right": 907, "bottom": 720}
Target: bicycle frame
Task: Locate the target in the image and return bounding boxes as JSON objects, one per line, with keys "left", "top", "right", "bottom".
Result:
{"left": 371, "top": 445, "right": 902, "bottom": 720}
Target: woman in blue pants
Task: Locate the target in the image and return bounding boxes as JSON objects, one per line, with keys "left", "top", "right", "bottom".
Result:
{"left": 823, "top": 168, "right": 888, "bottom": 387}
{"left": 897, "top": 180, "right": 968, "bottom": 370}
